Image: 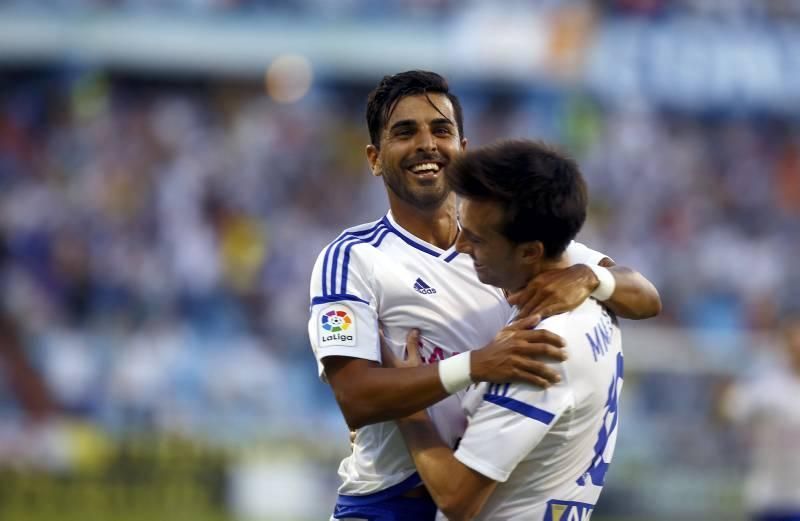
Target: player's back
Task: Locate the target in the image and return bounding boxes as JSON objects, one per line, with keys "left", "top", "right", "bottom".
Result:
{"left": 452, "top": 299, "right": 623, "bottom": 520}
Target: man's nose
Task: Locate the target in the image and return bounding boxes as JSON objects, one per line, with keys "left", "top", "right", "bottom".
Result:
{"left": 415, "top": 129, "right": 437, "bottom": 152}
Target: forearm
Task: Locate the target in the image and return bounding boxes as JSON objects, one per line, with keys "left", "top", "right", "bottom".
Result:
{"left": 397, "top": 414, "right": 490, "bottom": 520}
{"left": 325, "top": 357, "right": 451, "bottom": 429}
{"left": 348, "top": 366, "right": 448, "bottom": 426}
{"left": 604, "top": 265, "right": 662, "bottom": 320}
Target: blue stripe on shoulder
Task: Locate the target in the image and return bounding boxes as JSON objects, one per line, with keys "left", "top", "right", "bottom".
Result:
{"left": 321, "top": 222, "right": 383, "bottom": 296}
{"left": 341, "top": 227, "right": 390, "bottom": 294}
{"left": 330, "top": 225, "right": 386, "bottom": 296}
{"left": 381, "top": 216, "right": 441, "bottom": 257}
{"left": 311, "top": 294, "right": 370, "bottom": 306}
{"left": 484, "top": 393, "right": 555, "bottom": 425}
{"left": 332, "top": 224, "right": 387, "bottom": 295}
{"left": 443, "top": 251, "right": 459, "bottom": 263}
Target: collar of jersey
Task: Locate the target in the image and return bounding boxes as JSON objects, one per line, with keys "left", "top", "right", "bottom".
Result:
{"left": 383, "top": 211, "right": 459, "bottom": 260}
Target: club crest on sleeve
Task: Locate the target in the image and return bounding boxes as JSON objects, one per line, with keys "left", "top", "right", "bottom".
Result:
{"left": 319, "top": 304, "right": 356, "bottom": 347}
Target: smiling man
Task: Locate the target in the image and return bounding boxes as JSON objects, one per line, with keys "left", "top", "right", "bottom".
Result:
{"left": 307, "top": 71, "right": 659, "bottom": 520}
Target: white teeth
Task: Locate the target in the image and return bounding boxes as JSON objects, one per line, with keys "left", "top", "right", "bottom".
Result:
{"left": 411, "top": 163, "right": 440, "bottom": 173}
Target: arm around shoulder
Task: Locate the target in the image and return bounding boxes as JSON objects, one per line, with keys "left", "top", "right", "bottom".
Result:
{"left": 596, "top": 258, "right": 662, "bottom": 320}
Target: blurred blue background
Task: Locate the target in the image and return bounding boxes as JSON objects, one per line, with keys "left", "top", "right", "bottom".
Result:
{"left": 0, "top": 0, "right": 799, "bottom": 519}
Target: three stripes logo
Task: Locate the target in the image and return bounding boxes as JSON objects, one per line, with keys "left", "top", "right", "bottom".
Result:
{"left": 413, "top": 277, "right": 437, "bottom": 295}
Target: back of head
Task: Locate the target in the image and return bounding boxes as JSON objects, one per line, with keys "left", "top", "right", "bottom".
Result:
{"left": 366, "top": 70, "right": 464, "bottom": 147}
{"left": 447, "top": 139, "right": 587, "bottom": 258}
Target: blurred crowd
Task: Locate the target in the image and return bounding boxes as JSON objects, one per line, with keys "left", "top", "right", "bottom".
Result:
{"left": 1, "top": 69, "right": 798, "bottom": 454}
{"left": 0, "top": 3, "right": 796, "bottom": 519}
{"left": 5, "top": 0, "right": 800, "bottom": 21}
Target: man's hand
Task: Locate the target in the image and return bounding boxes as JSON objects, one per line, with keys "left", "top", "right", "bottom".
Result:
{"left": 471, "top": 315, "right": 567, "bottom": 388}
{"left": 380, "top": 329, "right": 423, "bottom": 369}
{"left": 507, "top": 264, "right": 597, "bottom": 320}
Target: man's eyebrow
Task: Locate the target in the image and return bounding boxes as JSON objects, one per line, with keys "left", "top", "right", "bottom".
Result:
{"left": 389, "top": 119, "right": 417, "bottom": 131}
{"left": 431, "top": 117, "right": 455, "bottom": 127}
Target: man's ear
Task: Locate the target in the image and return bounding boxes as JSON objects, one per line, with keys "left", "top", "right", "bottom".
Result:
{"left": 366, "top": 144, "right": 381, "bottom": 177}
{"left": 519, "top": 241, "right": 544, "bottom": 265}
{"left": 460, "top": 137, "right": 468, "bottom": 151}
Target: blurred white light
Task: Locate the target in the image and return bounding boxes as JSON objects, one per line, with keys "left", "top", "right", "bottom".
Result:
{"left": 229, "top": 459, "right": 332, "bottom": 519}
{"left": 265, "top": 54, "right": 313, "bottom": 104}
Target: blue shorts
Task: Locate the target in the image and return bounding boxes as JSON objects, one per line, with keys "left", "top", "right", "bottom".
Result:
{"left": 753, "top": 511, "right": 800, "bottom": 521}
{"left": 331, "top": 473, "right": 436, "bottom": 521}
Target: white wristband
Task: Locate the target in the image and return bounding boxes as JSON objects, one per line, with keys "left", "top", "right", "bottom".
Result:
{"left": 438, "top": 352, "right": 472, "bottom": 394}
{"left": 586, "top": 264, "right": 616, "bottom": 301}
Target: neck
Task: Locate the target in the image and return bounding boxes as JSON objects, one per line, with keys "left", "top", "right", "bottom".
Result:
{"left": 507, "top": 254, "right": 570, "bottom": 294}
{"left": 388, "top": 193, "right": 458, "bottom": 249}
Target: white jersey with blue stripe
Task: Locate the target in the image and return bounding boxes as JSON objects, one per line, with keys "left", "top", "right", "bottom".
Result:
{"left": 308, "top": 211, "right": 609, "bottom": 498}
{"left": 446, "top": 300, "right": 623, "bottom": 521}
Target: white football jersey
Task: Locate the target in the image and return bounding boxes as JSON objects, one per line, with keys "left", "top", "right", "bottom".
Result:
{"left": 308, "top": 211, "right": 608, "bottom": 497}
{"left": 447, "top": 299, "right": 623, "bottom": 521}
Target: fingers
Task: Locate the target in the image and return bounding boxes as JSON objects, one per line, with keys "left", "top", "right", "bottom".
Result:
{"left": 516, "top": 342, "right": 569, "bottom": 362}
{"left": 512, "top": 358, "right": 562, "bottom": 386}
{"left": 506, "top": 286, "right": 532, "bottom": 306}
{"left": 506, "top": 314, "right": 541, "bottom": 331}
{"left": 405, "top": 328, "right": 422, "bottom": 365}
{"left": 518, "top": 292, "right": 547, "bottom": 319}
{"left": 515, "top": 374, "right": 554, "bottom": 388}
{"left": 515, "top": 329, "right": 567, "bottom": 348}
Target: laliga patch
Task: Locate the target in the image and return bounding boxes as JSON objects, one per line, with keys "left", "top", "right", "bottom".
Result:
{"left": 318, "top": 304, "right": 356, "bottom": 347}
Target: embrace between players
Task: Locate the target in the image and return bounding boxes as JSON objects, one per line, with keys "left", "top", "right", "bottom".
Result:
{"left": 307, "top": 71, "right": 661, "bottom": 521}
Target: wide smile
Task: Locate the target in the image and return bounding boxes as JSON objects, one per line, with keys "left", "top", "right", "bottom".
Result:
{"left": 405, "top": 161, "right": 444, "bottom": 180}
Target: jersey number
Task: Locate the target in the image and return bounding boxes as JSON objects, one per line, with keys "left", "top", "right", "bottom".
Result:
{"left": 578, "top": 352, "right": 623, "bottom": 487}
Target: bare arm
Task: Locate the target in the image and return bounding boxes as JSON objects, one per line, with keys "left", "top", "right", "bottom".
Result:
{"left": 324, "top": 317, "right": 567, "bottom": 430}
{"left": 381, "top": 332, "right": 496, "bottom": 521}
{"left": 599, "top": 259, "right": 662, "bottom": 319}
{"left": 397, "top": 412, "right": 496, "bottom": 521}
{"left": 323, "top": 356, "right": 447, "bottom": 430}
{"left": 508, "top": 258, "right": 661, "bottom": 320}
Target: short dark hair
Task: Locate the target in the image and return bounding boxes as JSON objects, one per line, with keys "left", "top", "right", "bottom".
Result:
{"left": 366, "top": 70, "right": 464, "bottom": 148}
{"left": 447, "top": 139, "right": 587, "bottom": 258}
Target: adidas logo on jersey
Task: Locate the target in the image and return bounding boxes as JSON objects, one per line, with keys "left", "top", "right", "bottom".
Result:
{"left": 413, "top": 278, "right": 437, "bottom": 295}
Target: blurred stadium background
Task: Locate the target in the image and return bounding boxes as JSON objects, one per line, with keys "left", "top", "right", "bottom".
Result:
{"left": 1, "top": 0, "right": 799, "bottom": 520}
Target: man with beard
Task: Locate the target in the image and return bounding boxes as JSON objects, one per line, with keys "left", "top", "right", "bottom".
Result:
{"left": 307, "top": 70, "right": 660, "bottom": 520}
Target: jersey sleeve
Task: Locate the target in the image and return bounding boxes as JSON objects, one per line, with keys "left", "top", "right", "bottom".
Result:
{"left": 454, "top": 317, "right": 575, "bottom": 483}
{"left": 566, "top": 240, "right": 612, "bottom": 267}
{"left": 308, "top": 242, "right": 380, "bottom": 381}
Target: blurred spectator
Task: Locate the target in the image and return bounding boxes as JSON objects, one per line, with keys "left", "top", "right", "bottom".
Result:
{"left": 0, "top": 68, "right": 798, "bottom": 440}
{"left": 716, "top": 312, "right": 800, "bottom": 521}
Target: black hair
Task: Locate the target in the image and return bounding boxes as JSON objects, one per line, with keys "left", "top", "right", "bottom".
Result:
{"left": 447, "top": 139, "right": 587, "bottom": 258}
{"left": 366, "top": 70, "right": 464, "bottom": 148}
